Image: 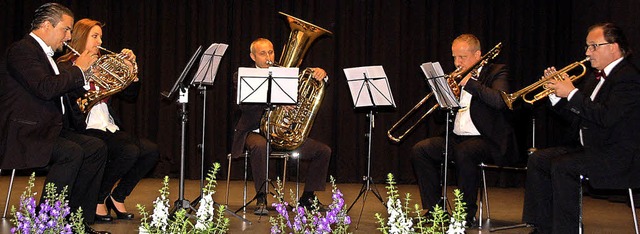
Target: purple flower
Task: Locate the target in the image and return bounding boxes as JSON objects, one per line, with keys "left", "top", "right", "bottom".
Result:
{"left": 344, "top": 216, "right": 351, "bottom": 225}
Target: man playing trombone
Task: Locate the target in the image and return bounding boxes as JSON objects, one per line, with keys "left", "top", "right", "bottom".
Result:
{"left": 522, "top": 23, "right": 640, "bottom": 233}
{"left": 410, "top": 34, "right": 518, "bottom": 226}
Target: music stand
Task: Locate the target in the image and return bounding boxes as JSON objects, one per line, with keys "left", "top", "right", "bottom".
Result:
{"left": 343, "top": 65, "right": 396, "bottom": 229}
{"left": 235, "top": 66, "right": 299, "bottom": 214}
{"left": 161, "top": 46, "right": 202, "bottom": 216}
{"left": 186, "top": 43, "right": 250, "bottom": 223}
{"left": 190, "top": 43, "right": 227, "bottom": 200}
{"left": 420, "top": 62, "right": 461, "bottom": 213}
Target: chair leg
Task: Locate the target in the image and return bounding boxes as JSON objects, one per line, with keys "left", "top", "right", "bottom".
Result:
{"left": 296, "top": 156, "right": 300, "bottom": 200}
{"left": 225, "top": 155, "right": 232, "bottom": 206}
{"left": 484, "top": 167, "right": 491, "bottom": 220}
{"left": 629, "top": 188, "right": 639, "bottom": 234}
{"left": 579, "top": 175, "right": 585, "bottom": 234}
{"left": 243, "top": 152, "right": 248, "bottom": 212}
{"left": 3, "top": 169, "right": 16, "bottom": 219}
{"left": 282, "top": 154, "right": 288, "bottom": 189}
{"left": 478, "top": 165, "right": 490, "bottom": 228}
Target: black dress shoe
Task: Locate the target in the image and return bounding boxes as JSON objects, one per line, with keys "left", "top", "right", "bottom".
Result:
{"left": 298, "top": 196, "right": 328, "bottom": 212}
{"left": 106, "top": 196, "right": 134, "bottom": 220}
{"left": 94, "top": 213, "right": 113, "bottom": 222}
{"left": 84, "top": 223, "right": 111, "bottom": 234}
{"left": 254, "top": 195, "right": 269, "bottom": 215}
{"left": 465, "top": 216, "right": 477, "bottom": 228}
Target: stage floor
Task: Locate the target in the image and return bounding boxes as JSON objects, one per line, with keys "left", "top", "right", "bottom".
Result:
{"left": 0, "top": 176, "right": 637, "bottom": 233}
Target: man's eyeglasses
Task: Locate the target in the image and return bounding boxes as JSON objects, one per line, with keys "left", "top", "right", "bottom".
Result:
{"left": 585, "top": 42, "right": 613, "bottom": 52}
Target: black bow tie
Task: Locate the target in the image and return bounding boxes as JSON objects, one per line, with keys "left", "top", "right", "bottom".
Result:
{"left": 595, "top": 70, "right": 606, "bottom": 80}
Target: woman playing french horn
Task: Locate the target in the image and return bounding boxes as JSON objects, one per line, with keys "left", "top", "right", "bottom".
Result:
{"left": 57, "top": 18, "right": 159, "bottom": 223}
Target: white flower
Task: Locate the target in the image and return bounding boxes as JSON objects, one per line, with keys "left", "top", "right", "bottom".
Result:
{"left": 138, "top": 226, "right": 149, "bottom": 234}
{"left": 386, "top": 198, "right": 414, "bottom": 234}
{"left": 446, "top": 218, "right": 466, "bottom": 234}
{"left": 195, "top": 193, "right": 214, "bottom": 230}
{"left": 150, "top": 195, "right": 169, "bottom": 231}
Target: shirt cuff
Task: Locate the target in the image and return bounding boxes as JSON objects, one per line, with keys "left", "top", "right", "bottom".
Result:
{"left": 567, "top": 88, "right": 579, "bottom": 101}
{"left": 549, "top": 93, "right": 561, "bottom": 106}
{"left": 73, "top": 63, "right": 89, "bottom": 85}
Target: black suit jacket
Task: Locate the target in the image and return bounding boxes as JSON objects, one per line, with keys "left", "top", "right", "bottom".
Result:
{"left": 230, "top": 72, "right": 268, "bottom": 158}
{"left": 553, "top": 59, "right": 640, "bottom": 189}
{"left": 457, "top": 63, "right": 518, "bottom": 166}
{"left": 56, "top": 60, "right": 141, "bottom": 132}
{"left": 0, "top": 35, "right": 85, "bottom": 169}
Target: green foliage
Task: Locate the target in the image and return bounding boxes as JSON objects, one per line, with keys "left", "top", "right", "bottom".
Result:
{"left": 137, "top": 162, "right": 228, "bottom": 234}
{"left": 376, "top": 173, "right": 467, "bottom": 234}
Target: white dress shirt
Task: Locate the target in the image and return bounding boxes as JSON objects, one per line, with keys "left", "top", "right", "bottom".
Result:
{"left": 84, "top": 84, "right": 120, "bottom": 133}
{"left": 453, "top": 67, "right": 482, "bottom": 136}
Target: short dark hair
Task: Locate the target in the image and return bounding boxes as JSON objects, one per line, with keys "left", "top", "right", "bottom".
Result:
{"left": 30, "top": 3, "right": 74, "bottom": 31}
{"left": 589, "top": 22, "right": 631, "bottom": 56}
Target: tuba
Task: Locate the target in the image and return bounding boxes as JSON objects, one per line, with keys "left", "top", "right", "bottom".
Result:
{"left": 64, "top": 42, "right": 138, "bottom": 113}
{"left": 259, "top": 12, "right": 332, "bottom": 151}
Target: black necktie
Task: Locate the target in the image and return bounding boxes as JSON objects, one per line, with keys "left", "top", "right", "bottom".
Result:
{"left": 595, "top": 70, "right": 606, "bottom": 80}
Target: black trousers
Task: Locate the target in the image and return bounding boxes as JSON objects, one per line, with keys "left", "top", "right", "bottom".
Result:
{"left": 48, "top": 129, "right": 107, "bottom": 223}
{"left": 522, "top": 146, "right": 585, "bottom": 233}
{"left": 245, "top": 132, "right": 331, "bottom": 197}
{"left": 84, "top": 129, "right": 159, "bottom": 204}
{"left": 410, "top": 134, "right": 492, "bottom": 219}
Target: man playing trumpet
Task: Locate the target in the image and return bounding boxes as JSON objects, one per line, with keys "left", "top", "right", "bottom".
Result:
{"left": 523, "top": 23, "right": 640, "bottom": 233}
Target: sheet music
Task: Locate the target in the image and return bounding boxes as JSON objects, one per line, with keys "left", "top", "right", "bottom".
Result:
{"left": 237, "top": 67, "right": 299, "bottom": 104}
{"left": 343, "top": 65, "right": 395, "bottom": 108}
{"left": 420, "top": 62, "right": 460, "bottom": 108}
{"left": 420, "top": 62, "right": 445, "bottom": 79}
{"left": 191, "top": 43, "right": 228, "bottom": 86}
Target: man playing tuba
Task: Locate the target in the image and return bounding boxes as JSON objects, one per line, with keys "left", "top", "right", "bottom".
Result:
{"left": 231, "top": 38, "right": 332, "bottom": 215}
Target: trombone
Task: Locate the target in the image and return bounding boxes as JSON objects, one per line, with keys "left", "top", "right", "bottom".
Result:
{"left": 500, "top": 57, "right": 590, "bottom": 110}
{"left": 387, "top": 92, "right": 440, "bottom": 143}
{"left": 387, "top": 42, "right": 503, "bottom": 142}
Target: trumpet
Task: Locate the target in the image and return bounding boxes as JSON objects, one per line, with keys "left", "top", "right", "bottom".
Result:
{"left": 387, "top": 42, "right": 502, "bottom": 143}
{"left": 500, "top": 57, "right": 590, "bottom": 110}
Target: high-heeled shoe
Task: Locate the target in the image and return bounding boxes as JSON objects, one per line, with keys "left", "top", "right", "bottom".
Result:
{"left": 106, "top": 196, "right": 134, "bottom": 220}
{"left": 95, "top": 203, "right": 113, "bottom": 222}
{"left": 94, "top": 213, "right": 113, "bottom": 222}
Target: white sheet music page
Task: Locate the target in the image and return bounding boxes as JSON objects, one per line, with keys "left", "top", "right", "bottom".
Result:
{"left": 237, "top": 67, "right": 269, "bottom": 104}
{"left": 268, "top": 67, "right": 299, "bottom": 104}
{"left": 237, "top": 67, "right": 299, "bottom": 104}
{"left": 343, "top": 65, "right": 395, "bottom": 108}
{"left": 192, "top": 43, "right": 228, "bottom": 85}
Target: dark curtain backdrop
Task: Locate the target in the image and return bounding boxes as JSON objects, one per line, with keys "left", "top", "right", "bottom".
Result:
{"left": 2, "top": 0, "right": 640, "bottom": 183}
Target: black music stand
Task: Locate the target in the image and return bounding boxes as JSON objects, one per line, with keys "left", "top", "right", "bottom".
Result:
{"left": 189, "top": 43, "right": 228, "bottom": 203}
{"left": 421, "top": 62, "right": 461, "bottom": 214}
{"left": 161, "top": 46, "right": 203, "bottom": 216}
{"left": 344, "top": 65, "right": 396, "bottom": 229}
{"left": 187, "top": 43, "right": 251, "bottom": 223}
{"left": 235, "top": 66, "right": 299, "bottom": 215}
